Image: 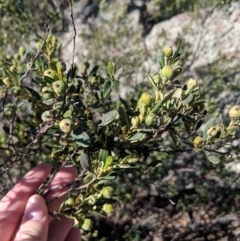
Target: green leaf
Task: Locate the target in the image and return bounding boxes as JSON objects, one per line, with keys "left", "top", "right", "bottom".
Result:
{"left": 107, "top": 62, "right": 115, "bottom": 77}
{"left": 150, "top": 100, "right": 161, "bottom": 113}
{"left": 203, "top": 118, "right": 218, "bottom": 140}
{"left": 98, "top": 110, "right": 119, "bottom": 127}
{"left": 71, "top": 131, "right": 91, "bottom": 147}
{"left": 172, "top": 88, "right": 182, "bottom": 99}
{"left": 157, "top": 50, "right": 165, "bottom": 68}
{"left": 103, "top": 79, "right": 111, "bottom": 99}
{"left": 80, "top": 153, "right": 94, "bottom": 173}
{"left": 182, "top": 93, "right": 194, "bottom": 105}
{"left": 24, "top": 86, "right": 41, "bottom": 100}
{"left": 104, "top": 156, "right": 113, "bottom": 171}
{"left": 49, "top": 61, "right": 58, "bottom": 71}
{"left": 118, "top": 105, "right": 130, "bottom": 129}
{"left": 63, "top": 109, "right": 72, "bottom": 118}
{"left": 115, "top": 67, "right": 123, "bottom": 78}
{"left": 99, "top": 149, "right": 109, "bottom": 163}
{"left": 67, "top": 64, "right": 78, "bottom": 79}
{"left": 204, "top": 150, "right": 220, "bottom": 164}
{"left": 146, "top": 73, "right": 158, "bottom": 89}
{"left": 172, "top": 44, "right": 181, "bottom": 60}
{"left": 128, "top": 132, "right": 146, "bottom": 143}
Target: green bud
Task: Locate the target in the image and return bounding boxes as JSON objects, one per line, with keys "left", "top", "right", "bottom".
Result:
{"left": 153, "top": 74, "right": 161, "bottom": 84}
{"left": 56, "top": 61, "right": 66, "bottom": 73}
{"left": 229, "top": 105, "right": 240, "bottom": 120}
{"left": 187, "top": 78, "right": 198, "bottom": 89}
{"left": 59, "top": 118, "right": 73, "bottom": 133}
{"left": 145, "top": 113, "right": 155, "bottom": 126}
{"left": 160, "top": 66, "right": 174, "bottom": 80}
{"left": 207, "top": 127, "right": 219, "bottom": 138}
{"left": 52, "top": 80, "right": 67, "bottom": 96}
{"left": 82, "top": 218, "right": 92, "bottom": 231}
{"left": 41, "top": 86, "right": 54, "bottom": 100}
{"left": 192, "top": 136, "right": 205, "bottom": 150}
{"left": 101, "top": 186, "right": 114, "bottom": 199}
{"left": 44, "top": 69, "right": 58, "bottom": 82}
{"left": 140, "top": 92, "right": 152, "bottom": 107}
{"left": 41, "top": 110, "right": 53, "bottom": 122}
{"left": 131, "top": 116, "right": 140, "bottom": 128}
{"left": 102, "top": 203, "right": 114, "bottom": 214}
{"left": 163, "top": 46, "right": 173, "bottom": 58}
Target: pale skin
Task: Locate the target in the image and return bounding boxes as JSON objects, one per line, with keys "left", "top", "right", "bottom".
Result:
{"left": 0, "top": 163, "right": 81, "bottom": 241}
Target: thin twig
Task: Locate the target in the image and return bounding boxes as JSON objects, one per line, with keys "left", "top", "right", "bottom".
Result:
{"left": 19, "top": 24, "right": 50, "bottom": 85}
{"left": 67, "top": 0, "right": 76, "bottom": 66}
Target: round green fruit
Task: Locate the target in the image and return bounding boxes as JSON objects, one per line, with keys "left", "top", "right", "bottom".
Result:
{"left": 160, "top": 66, "right": 174, "bottom": 80}
{"left": 140, "top": 92, "right": 152, "bottom": 107}
{"left": 229, "top": 105, "right": 240, "bottom": 120}
{"left": 56, "top": 61, "right": 66, "bottom": 73}
{"left": 102, "top": 203, "right": 114, "bottom": 214}
{"left": 41, "top": 86, "right": 54, "bottom": 100}
{"left": 44, "top": 69, "right": 58, "bottom": 82}
{"left": 82, "top": 218, "right": 92, "bottom": 231}
{"left": 59, "top": 118, "right": 73, "bottom": 133}
{"left": 193, "top": 136, "right": 205, "bottom": 150}
{"left": 187, "top": 78, "right": 198, "bottom": 90}
{"left": 101, "top": 186, "right": 114, "bottom": 199}
{"left": 131, "top": 116, "right": 140, "bottom": 128}
{"left": 41, "top": 111, "right": 53, "bottom": 122}
{"left": 52, "top": 80, "right": 67, "bottom": 96}
{"left": 163, "top": 46, "right": 173, "bottom": 58}
{"left": 145, "top": 113, "right": 155, "bottom": 126}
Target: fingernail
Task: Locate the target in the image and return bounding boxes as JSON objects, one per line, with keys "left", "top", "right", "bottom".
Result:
{"left": 23, "top": 195, "right": 46, "bottom": 222}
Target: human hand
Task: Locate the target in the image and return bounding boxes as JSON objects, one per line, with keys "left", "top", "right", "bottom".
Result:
{"left": 0, "top": 163, "right": 81, "bottom": 241}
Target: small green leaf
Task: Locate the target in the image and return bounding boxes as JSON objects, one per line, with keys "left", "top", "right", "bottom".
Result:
{"left": 172, "top": 88, "right": 182, "bottom": 99}
{"left": 99, "top": 149, "right": 109, "bottom": 163}
{"left": 98, "top": 110, "right": 119, "bottom": 127}
{"left": 146, "top": 73, "right": 158, "bottom": 89}
{"left": 24, "top": 86, "right": 41, "bottom": 100}
{"left": 104, "top": 156, "right": 113, "bottom": 171}
{"left": 157, "top": 51, "right": 165, "bottom": 68}
{"left": 49, "top": 61, "right": 58, "bottom": 71}
{"left": 71, "top": 131, "right": 91, "bottom": 147}
{"left": 118, "top": 105, "right": 130, "bottom": 129}
{"left": 80, "top": 153, "right": 93, "bottom": 173}
{"left": 107, "top": 62, "right": 115, "bottom": 77}
{"left": 182, "top": 93, "right": 194, "bottom": 105}
{"left": 128, "top": 132, "right": 146, "bottom": 143}
{"left": 63, "top": 109, "right": 72, "bottom": 118}
{"left": 103, "top": 79, "right": 111, "bottom": 99}
{"left": 115, "top": 67, "right": 123, "bottom": 78}
{"left": 204, "top": 150, "right": 220, "bottom": 164}
{"left": 172, "top": 44, "right": 181, "bottom": 60}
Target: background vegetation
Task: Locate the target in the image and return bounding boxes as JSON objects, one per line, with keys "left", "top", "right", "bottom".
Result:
{"left": 1, "top": 0, "right": 240, "bottom": 240}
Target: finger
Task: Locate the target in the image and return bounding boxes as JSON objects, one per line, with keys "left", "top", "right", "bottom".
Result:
{"left": 0, "top": 163, "right": 51, "bottom": 241}
{"left": 48, "top": 215, "right": 73, "bottom": 241}
{"left": 65, "top": 227, "right": 81, "bottom": 241}
{"left": 44, "top": 166, "right": 78, "bottom": 214}
{"left": 13, "top": 195, "right": 49, "bottom": 241}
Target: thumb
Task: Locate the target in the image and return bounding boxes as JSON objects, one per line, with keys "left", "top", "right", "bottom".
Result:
{"left": 14, "top": 195, "right": 49, "bottom": 241}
